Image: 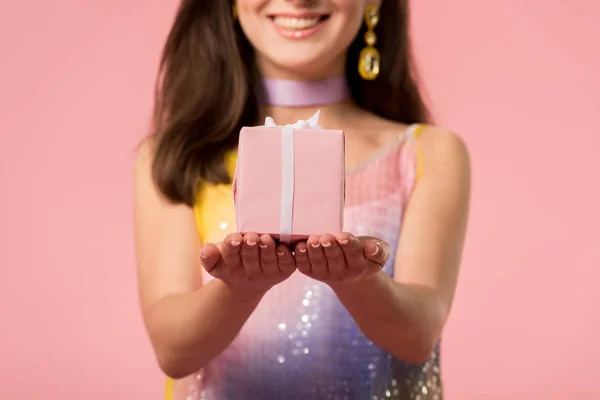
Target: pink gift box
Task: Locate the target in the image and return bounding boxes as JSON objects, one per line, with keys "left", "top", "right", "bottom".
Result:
{"left": 233, "top": 116, "right": 345, "bottom": 244}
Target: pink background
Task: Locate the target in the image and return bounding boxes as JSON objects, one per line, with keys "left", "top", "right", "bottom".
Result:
{"left": 1, "top": 0, "right": 598, "bottom": 398}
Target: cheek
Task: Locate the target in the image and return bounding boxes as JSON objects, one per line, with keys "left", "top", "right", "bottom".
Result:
{"left": 332, "top": 0, "right": 368, "bottom": 17}
{"left": 236, "top": 0, "right": 271, "bottom": 37}
{"left": 236, "top": 0, "right": 268, "bottom": 16}
{"left": 238, "top": 18, "right": 272, "bottom": 55}
{"left": 334, "top": 2, "right": 366, "bottom": 39}
{"left": 333, "top": 12, "right": 365, "bottom": 50}
{"left": 235, "top": 0, "right": 265, "bottom": 8}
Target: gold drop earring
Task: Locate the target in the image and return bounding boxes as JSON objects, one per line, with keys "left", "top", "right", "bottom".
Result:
{"left": 358, "top": 5, "right": 380, "bottom": 80}
{"left": 233, "top": 5, "right": 238, "bottom": 20}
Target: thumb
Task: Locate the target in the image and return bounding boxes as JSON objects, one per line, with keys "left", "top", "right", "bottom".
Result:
{"left": 200, "top": 242, "right": 222, "bottom": 272}
{"left": 359, "top": 237, "right": 391, "bottom": 266}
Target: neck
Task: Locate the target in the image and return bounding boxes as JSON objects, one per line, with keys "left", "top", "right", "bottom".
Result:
{"left": 258, "top": 74, "right": 358, "bottom": 127}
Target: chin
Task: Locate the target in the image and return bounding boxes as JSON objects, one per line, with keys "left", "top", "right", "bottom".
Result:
{"left": 258, "top": 51, "right": 345, "bottom": 80}
{"left": 264, "top": 61, "right": 341, "bottom": 80}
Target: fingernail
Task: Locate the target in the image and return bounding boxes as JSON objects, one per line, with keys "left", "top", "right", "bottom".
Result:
{"left": 311, "top": 243, "right": 321, "bottom": 248}
{"left": 200, "top": 249, "right": 208, "bottom": 259}
{"left": 322, "top": 241, "right": 332, "bottom": 248}
{"left": 337, "top": 238, "right": 349, "bottom": 245}
{"left": 277, "top": 251, "right": 285, "bottom": 256}
{"left": 259, "top": 244, "right": 268, "bottom": 249}
{"left": 370, "top": 243, "right": 381, "bottom": 256}
{"left": 298, "top": 247, "right": 307, "bottom": 253}
{"left": 231, "top": 241, "right": 241, "bottom": 247}
{"left": 247, "top": 239, "right": 257, "bottom": 246}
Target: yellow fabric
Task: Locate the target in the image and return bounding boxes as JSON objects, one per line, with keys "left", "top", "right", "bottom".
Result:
{"left": 165, "top": 377, "right": 175, "bottom": 400}
{"left": 193, "top": 151, "right": 238, "bottom": 242}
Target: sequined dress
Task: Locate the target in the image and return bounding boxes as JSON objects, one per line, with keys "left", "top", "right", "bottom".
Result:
{"left": 166, "top": 125, "right": 442, "bottom": 400}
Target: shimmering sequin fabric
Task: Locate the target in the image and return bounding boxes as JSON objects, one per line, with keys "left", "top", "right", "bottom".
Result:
{"left": 170, "top": 125, "right": 442, "bottom": 400}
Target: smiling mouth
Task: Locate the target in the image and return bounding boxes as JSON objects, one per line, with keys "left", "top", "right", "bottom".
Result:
{"left": 269, "top": 15, "right": 330, "bottom": 30}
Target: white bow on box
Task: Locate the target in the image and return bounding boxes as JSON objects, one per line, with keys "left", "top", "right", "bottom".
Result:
{"left": 264, "top": 110, "right": 322, "bottom": 244}
{"left": 264, "top": 110, "right": 323, "bottom": 130}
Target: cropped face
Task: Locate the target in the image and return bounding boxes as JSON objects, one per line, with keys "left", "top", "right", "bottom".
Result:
{"left": 235, "top": 0, "right": 379, "bottom": 79}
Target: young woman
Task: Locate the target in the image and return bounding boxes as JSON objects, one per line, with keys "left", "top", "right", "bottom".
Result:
{"left": 134, "top": 1, "right": 470, "bottom": 399}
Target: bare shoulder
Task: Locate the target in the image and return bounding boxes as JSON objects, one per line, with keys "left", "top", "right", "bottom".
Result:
{"left": 134, "top": 138, "right": 156, "bottom": 182}
{"left": 417, "top": 125, "right": 469, "bottom": 154}
{"left": 417, "top": 125, "right": 471, "bottom": 180}
{"left": 133, "top": 137, "right": 169, "bottom": 211}
{"left": 133, "top": 137, "right": 173, "bottom": 207}
{"left": 133, "top": 136, "right": 194, "bottom": 216}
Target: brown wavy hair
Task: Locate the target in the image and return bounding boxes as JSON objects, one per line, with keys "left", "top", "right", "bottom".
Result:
{"left": 150, "top": 0, "right": 430, "bottom": 206}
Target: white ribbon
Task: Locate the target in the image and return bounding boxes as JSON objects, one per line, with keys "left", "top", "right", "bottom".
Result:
{"left": 264, "top": 111, "right": 323, "bottom": 243}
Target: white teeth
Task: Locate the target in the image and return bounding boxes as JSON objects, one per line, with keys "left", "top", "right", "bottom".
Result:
{"left": 273, "top": 17, "right": 321, "bottom": 30}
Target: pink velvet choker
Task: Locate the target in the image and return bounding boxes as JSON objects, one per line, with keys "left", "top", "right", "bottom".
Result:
{"left": 261, "top": 77, "right": 351, "bottom": 107}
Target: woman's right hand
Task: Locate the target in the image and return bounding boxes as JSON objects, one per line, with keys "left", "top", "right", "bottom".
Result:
{"left": 200, "top": 232, "right": 296, "bottom": 296}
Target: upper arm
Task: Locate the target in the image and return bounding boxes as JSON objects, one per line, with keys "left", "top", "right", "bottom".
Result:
{"left": 133, "top": 141, "right": 202, "bottom": 321}
{"left": 394, "top": 126, "right": 471, "bottom": 314}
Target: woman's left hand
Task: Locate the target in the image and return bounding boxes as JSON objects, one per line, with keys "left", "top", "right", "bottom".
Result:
{"left": 293, "top": 233, "right": 391, "bottom": 285}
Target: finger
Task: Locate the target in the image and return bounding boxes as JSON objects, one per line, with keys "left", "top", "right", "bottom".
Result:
{"left": 276, "top": 244, "right": 296, "bottom": 274}
{"left": 221, "top": 233, "right": 243, "bottom": 269}
{"left": 259, "top": 234, "right": 278, "bottom": 276}
{"left": 338, "top": 233, "right": 364, "bottom": 272}
{"left": 294, "top": 241, "right": 310, "bottom": 275}
{"left": 307, "top": 234, "right": 328, "bottom": 280}
{"left": 321, "top": 233, "right": 345, "bottom": 279}
{"left": 200, "top": 242, "right": 221, "bottom": 272}
{"left": 360, "top": 237, "right": 391, "bottom": 267}
{"left": 241, "top": 232, "right": 261, "bottom": 279}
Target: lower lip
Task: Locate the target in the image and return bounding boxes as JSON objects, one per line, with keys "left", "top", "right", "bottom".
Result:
{"left": 270, "top": 18, "right": 328, "bottom": 39}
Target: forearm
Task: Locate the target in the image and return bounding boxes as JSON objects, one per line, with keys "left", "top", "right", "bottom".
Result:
{"left": 330, "top": 272, "right": 448, "bottom": 364}
{"left": 146, "top": 279, "right": 263, "bottom": 378}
